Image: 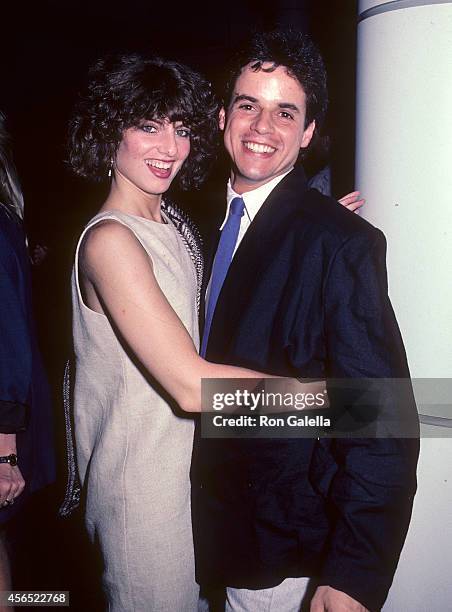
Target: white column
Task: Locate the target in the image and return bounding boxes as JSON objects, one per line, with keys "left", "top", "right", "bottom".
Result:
{"left": 356, "top": 2, "right": 452, "bottom": 610}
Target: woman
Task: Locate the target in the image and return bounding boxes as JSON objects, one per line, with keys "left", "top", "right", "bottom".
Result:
{"left": 0, "top": 112, "right": 55, "bottom": 605}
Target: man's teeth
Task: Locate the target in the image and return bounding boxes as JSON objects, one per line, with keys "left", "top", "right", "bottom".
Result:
{"left": 244, "top": 142, "right": 276, "bottom": 153}
{"left": 145, "top": 160, "right": 172, "bottom": 169}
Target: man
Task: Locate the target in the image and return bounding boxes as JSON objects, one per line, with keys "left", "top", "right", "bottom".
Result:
{"left": 192, "top": 30, "right": 419, "bottom": 611}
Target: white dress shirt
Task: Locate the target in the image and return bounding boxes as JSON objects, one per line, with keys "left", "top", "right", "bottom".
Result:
{"left": 205, "top": 169, "right": 293, "bottom": 304}
{"left": 222, "top": 168, "right": 293, "bottom": 257}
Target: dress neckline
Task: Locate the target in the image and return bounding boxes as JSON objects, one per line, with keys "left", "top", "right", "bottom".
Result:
{"left": 94, "top": 208, "right": 173, "bottom": 228}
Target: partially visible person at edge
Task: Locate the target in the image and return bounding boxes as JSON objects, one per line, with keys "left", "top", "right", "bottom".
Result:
{"left": 68, "top": 53, "right": 330, "bottom": 612}
{"left": 191, "top": 30, "right": 420, "bottom": 612}
{"left": 0, "top": 111, "right": 55, "bottom": 609}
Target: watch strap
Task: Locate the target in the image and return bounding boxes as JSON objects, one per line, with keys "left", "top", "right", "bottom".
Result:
{"left": 0, "top": 454, "right": 18, "bottom": 466}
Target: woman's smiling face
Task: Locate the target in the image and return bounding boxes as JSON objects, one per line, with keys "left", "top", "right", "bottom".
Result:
{"left": 114, "top": 118, "right": 191, "bottom": 198}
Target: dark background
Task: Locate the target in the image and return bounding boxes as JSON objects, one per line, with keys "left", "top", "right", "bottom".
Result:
{"left": 1, "top": 0, "right": 359, "bottom": 386}
{"left": 1, "top": 1, "right": 358, "bottom": 607}
{"left": 1, "top": 0, "right": 358, "bottom": 236}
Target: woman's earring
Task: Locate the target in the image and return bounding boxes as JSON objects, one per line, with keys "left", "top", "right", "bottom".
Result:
{"left": 108, "top": 159, "right": 114, "bottom": 178}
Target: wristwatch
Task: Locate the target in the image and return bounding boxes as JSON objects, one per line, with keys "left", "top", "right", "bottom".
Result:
{"left": 0, "top": 454, "right": 18, "bottom": 466}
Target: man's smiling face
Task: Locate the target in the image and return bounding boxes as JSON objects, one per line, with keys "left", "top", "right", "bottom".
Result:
{"left": 220, "top": 62, "right": 315, "bottom": 194}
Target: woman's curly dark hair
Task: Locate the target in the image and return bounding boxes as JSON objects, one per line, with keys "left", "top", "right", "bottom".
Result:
{"left": 68, "top": 53, "right": 220, "bottom": 190}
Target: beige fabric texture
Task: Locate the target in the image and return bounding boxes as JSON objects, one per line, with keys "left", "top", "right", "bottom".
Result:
{"left": 72, "top": 209, "right": 199, "bottom": 611}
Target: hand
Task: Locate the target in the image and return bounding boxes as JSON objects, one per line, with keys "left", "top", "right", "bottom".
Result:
{"left": 338, "top": 191, "right": 365, "bottom": 213}
{"left": 310, "top": 586, "right": 369, "bottom": 611}
{"left": 0, "top": 464, "right": 25, "bottom": 507}
{"left": 0, "top": 433, "right": 25, "bottom": 510}
{"left": 0, "top": 433, "right": 24, "bottom": 507}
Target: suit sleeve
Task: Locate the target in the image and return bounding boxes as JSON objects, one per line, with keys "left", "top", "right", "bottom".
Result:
{"left": 0, "top": 250, "right": 31, "bottom": 433}
{"left": 317, "top": 229, "right": 419, "bottom": 611}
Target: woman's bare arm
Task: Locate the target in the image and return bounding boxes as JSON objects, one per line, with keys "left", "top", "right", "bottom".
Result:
{"left": 80, "top": 221, "right": 267, "bottom": 412}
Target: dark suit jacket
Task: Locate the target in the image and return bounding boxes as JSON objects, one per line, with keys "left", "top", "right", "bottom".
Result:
{"left": 0, "top": 207, "right": 55, "bottom": 523}
{"left": 191, "top": 167, "right": 419, "bottom": 611}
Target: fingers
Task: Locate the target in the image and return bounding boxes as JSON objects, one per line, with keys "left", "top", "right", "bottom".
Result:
{"left": 11, "top": 467, "right": 26, "bottom": 500}
{"left": 310, "top": 598, "right": 326, "bottom": 611}
{"left": 0, "top": 466, "right": 25, "bottom": 507}
{"left": 0, "top": 472, "right": 12, "bottom": 506}
{"left": 310, "top": 586, "right": 327, "bottom": 611}
{"left": 338, "top": 191, "right": 365, "bottom": 213}
{"left": 9, "top": 466, "right": 25, "bottom": 501}
{"left": 0, "top": 491, "right": 12, "bottom": 506}
{"left": 310, "top": 585, "right": 368, "bottom": 612}
{"left": 338, "top": 190, "right": 360, "bottom": 204}
{"left": 346, "top": 198, "right": 365, "bottom": 212}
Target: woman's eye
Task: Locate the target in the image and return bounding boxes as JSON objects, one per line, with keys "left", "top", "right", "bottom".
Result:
{"left": 141, "top": 124, "right": 158, "bottom": 133}
{"left": 239, "top": 104, "right": 254, "bottom": 111}
{"left": 176, "top": 128, "right": 191, "bottom": 138}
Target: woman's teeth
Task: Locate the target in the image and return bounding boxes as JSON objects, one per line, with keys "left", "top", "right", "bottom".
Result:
{"left": 145, "top": 160, "right": 172, "bottom": 169}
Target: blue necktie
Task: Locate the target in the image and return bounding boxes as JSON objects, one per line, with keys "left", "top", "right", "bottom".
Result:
{"left": 201, "top": 197, "right": 245, "bottom": 357}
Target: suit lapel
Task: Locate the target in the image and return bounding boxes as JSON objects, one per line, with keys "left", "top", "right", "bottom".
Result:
{"left": 207, "top": 166, "right": 309, "bottom": 353}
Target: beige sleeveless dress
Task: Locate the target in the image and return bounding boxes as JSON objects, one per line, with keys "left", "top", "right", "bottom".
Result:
{"left": 72, "top": 208, "right": 200, "bottom": 611}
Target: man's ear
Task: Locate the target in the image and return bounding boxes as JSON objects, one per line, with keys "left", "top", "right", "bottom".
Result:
{"left": 300, "top": 120, "right": 315, "bottom": 149}
{"left": 219, "top": 107, "right": 226, "bottom": 131}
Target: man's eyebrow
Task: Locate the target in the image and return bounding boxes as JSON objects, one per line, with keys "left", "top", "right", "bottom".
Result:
{"left": 231, "top": 96, "right": 300, "bottom": 113}
{"left": 231, "top": 94, "right": 259, "bottom": 105}
{"left": 278, "top": 103, "right": 300, "bottom": 113}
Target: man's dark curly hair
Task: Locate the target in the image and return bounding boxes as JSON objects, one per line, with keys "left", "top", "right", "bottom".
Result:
{"left": 69, "top": 53, "right": 220, "bottom": 190}
{"left": 224, "top": 29, "right": 328, "bottom": 131}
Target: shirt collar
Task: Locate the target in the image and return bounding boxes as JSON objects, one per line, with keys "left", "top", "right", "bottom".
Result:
{"left": 221, "top": 168, "right": 293, "bottom": 228}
